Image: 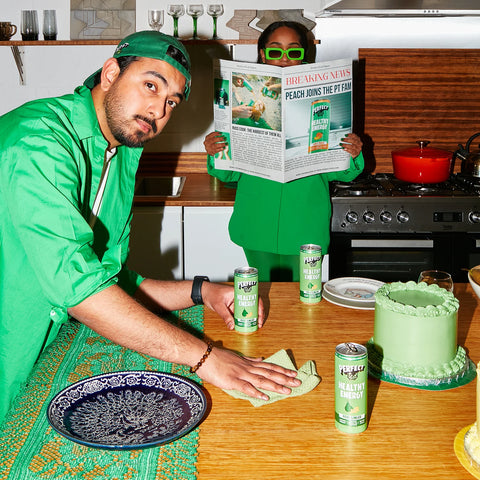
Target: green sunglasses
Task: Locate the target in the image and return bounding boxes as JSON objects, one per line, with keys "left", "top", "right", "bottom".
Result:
{"left": 264, "top": 47, "right": 305, "bottom": 61}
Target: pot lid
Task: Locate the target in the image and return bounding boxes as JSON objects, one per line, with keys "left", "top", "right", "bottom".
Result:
{"left": 392, "top": 140, "right": 452, "bottom": 159}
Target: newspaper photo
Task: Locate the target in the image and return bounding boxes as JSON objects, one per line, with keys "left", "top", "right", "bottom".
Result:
{"left": 212, "top": 58, "right": 353, "bottom": 183}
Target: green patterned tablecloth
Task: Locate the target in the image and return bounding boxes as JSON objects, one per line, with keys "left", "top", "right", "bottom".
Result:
{"left": 0, "top": 306, "right": 204, "bottom": 480}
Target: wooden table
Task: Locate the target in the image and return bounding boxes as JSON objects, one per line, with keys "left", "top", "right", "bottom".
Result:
{"left": 197, "top": 282, "right": 480, "bottom": 480}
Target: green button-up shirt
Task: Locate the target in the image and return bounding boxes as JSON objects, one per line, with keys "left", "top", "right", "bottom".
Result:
{"left": 0, "top": 86, "right": 144, "bottom": 422}
{"left": 207, "top": 152, "right": 364, "bottom": 255}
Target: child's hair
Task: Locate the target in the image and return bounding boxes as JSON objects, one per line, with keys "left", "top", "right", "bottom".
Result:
{"left": 257, "top": 21, "right": 310, "bottom": 64}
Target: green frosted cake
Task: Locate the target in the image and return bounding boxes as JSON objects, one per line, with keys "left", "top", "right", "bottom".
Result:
{"left": 367, "top": 281, "right": 474, "bottom": 389}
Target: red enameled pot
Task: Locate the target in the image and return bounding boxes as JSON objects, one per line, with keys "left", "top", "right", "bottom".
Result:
{"left": 391, "top": 140, "right": 452, "bottom": 183}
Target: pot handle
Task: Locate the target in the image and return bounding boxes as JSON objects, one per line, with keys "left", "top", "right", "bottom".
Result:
{"left": 453, "top": 132, "right": 480, "bottom": 166}
{"left": 465, "top": 132, "right": 480, "bottom": 152}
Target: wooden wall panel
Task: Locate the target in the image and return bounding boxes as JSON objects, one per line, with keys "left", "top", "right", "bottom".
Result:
{"left": 356, "top": 49, "right": 480, "bottom": 174}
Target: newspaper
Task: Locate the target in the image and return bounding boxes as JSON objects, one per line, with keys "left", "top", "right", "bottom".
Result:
{"left": 212, "top": 58, "right": 353, "bottom": 183}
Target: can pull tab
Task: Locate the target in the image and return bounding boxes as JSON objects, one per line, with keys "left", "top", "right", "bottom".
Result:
{"left": 345, "top": 342, "right": 359, "bottom": 353}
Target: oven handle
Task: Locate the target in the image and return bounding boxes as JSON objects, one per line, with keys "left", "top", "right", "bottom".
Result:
{"left": 351, "top": 239, "right": 434, "bottom": 248}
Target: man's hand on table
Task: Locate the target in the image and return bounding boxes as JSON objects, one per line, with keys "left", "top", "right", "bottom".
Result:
{"left": 200, "top": 283, "right": 298, "bottom": 400}
{"left": 195, "top": 347, "right": 301, "bottom": 401}
{"left": 201, "top": 281, "right": 265, "bottom": 330}
{"left": 70, "top": 281, "right": 289, "bottom": 402}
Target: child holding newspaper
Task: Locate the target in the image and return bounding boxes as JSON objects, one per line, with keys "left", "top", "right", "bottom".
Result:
{"left": 204, "top": 21, "right": 364, "bottom": 281}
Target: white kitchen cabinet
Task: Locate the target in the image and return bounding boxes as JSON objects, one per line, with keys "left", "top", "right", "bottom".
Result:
{"left": 127, "top": 206, "right": 183, "bottom": 280}
{"left": 183, "top": 206, "right": 247, "bottom": 282}
{"left": 128, "top": 205, "right": 329, "bottom": 283}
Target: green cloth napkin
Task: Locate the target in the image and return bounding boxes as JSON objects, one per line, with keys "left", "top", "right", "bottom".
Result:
{"left": 224, "top": 349, "right": 321, "bottom": 407}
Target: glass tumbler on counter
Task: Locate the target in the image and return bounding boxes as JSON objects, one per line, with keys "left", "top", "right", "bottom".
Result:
{"left": 43, "top": 10, "right": 57, "bottom": 41}
{"left": 148, "top": 10, "right": 164, "bottom": 32}
{"left": 21, "top": 10, "right": 39, "bottom": 41}
{"left": 418, "top": 270, "right": 454, "bottom": 292}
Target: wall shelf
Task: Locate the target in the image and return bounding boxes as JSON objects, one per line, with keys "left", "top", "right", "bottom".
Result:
{"left": 0, "top": 39, "right": 257, "bottom": 46}
{"left": 0, "top": 39, "right": 256, "bottom": 85}
{"left": 0, "top": 38, "right": 318, "bottom": 46}
{"left": 1, "top": 38, "right": 319, "bottom": 85}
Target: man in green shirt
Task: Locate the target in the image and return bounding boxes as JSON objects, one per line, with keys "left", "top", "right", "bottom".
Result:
{"left": 0, "top": 31, "right": 300, "bottom": 423}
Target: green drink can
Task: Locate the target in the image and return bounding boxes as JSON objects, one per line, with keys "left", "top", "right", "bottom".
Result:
{"left": 234, "top": 267, "right": 258, "bottom": 334}
{"left": 308, "top": 99, "right": 330, "bottom": 153}
{"left": 299, "top": 244, "right": 322, "bottom": 303}
{"left": 261, "top": 86, "right": 279, "bottom": 100}
{"left": 242, "top": 79, "right": 253, "bottom": 92}
{"left": 335, "top": 343, "right": 368, "bottom": 434}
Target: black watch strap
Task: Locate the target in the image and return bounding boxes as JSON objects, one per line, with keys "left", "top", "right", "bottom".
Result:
{"left": 191, "top": 276, "right": 209, "bottom": 305}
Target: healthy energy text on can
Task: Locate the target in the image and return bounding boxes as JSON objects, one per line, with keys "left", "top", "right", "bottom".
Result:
{"left": 299, "top": 244, "right": 322, "bottom": 303}
{"left": 308, "top": 99, "right": 330, "bottom": 153}
{"left": 234, "top": 267, "right": 258, "bottom": 334}
{"left": 335, "top": 342, "right": 368, "bottom": 434}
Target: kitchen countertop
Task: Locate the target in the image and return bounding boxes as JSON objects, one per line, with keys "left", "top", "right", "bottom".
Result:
{"left": 197, "top": 281, "right": 480, "bottom": 480}
{"left": 1, "top": 282, "right": 478, "bottom": 478}
{"left": 134, "top": 153, "right": 237, "bottom": 207}
{"left": 133, "top": 173, "right": 237, "bottom": 207}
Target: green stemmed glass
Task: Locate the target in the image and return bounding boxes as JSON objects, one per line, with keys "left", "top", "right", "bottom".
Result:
{"left": 207, "top": 4, "right": 224, "bottom": 39}
{"left": 167, "top": 4, "right": 185, "bottom": 38}
{"left": 187, "top": 4, "right": 204, "bottom": 40}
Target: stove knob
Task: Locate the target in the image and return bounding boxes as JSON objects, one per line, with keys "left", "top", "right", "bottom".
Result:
{"left": 397, "top": 211, "right": 410, "bottom": 223}
{"left": 346, "top": 211, "right": 359, "bottom": 223}
{"left": 380, "top": 211, "right": 393, "bottom": 223}
{"left": 469, "top": 211, "right": 480, "bottom": 223}
{"left": 363, "top": 211, "right": 375, "bottom": 223}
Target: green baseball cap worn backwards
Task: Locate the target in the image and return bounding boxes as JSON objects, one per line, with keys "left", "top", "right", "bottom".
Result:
{"left": 84, "top": 30, "right": 192, "bottom": 99}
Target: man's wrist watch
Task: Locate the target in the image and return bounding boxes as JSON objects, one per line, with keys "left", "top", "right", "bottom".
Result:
{"left": 191, "top": 276, "right": 209, "bottom": 305}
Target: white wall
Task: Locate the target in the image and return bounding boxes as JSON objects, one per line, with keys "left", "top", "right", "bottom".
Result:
{"left": 315, "top": 16, "right": 480, "bottom": 61}
{"left": 0, "top": 1, "right": 325, "bottom": 151}
{"left": 1, "top": 1, "right": 325, "bottom": 41}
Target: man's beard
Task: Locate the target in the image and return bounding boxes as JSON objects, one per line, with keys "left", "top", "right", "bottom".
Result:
{"left": 104, "top": 88, "right": 158, "bottom": 148}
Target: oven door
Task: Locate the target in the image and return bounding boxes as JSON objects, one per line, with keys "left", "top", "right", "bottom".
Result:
{"left": 328, "top": 233, "right": 478, "bottom": 283}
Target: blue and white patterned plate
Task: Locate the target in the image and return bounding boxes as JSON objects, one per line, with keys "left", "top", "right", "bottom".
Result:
{"left": 47, "top": 371, "right": 207, "bottom": 450}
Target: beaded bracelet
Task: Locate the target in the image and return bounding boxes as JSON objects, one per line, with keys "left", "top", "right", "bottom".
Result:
{"left": 190, "top": 342, "right": 214, "bottom": 374}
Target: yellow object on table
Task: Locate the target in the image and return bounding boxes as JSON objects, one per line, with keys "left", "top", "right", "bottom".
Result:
{"left": 457, "top": 363, "right": 480, "bottom": 477}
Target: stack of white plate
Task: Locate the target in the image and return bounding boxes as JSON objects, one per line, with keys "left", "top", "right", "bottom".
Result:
{"left": 322, "top": 277, "right": 384, "bottom": 310}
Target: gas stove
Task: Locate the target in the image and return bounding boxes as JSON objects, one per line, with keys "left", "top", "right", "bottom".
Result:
{"left": 330, "top": 173, "right": 480, "bottom": 233}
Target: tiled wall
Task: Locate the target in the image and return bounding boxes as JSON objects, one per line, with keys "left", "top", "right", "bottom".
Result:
{"left": 70, "top": 0, "right": 136, "bottom": 40}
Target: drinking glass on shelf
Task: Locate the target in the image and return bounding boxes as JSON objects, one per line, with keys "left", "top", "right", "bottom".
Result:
{"left": 21, "top": 10, "right": 39, "bottom": 41}
{"left": 207, "top": 4, "right": 223, "bottom": 39}
{"left": 418, "top": 270, "right": 454, "bottom": 292}
{"left": 167, "top": 4, "right": 185, "bottom": 38}
{"left": 148, "top": 10, "right": 164, "bottom": 32}
{"left": 43, "top": 10, "right": 57, "bottom": 41}
{"left": 187, "top": 4, "right": 204, "bottom": 40}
